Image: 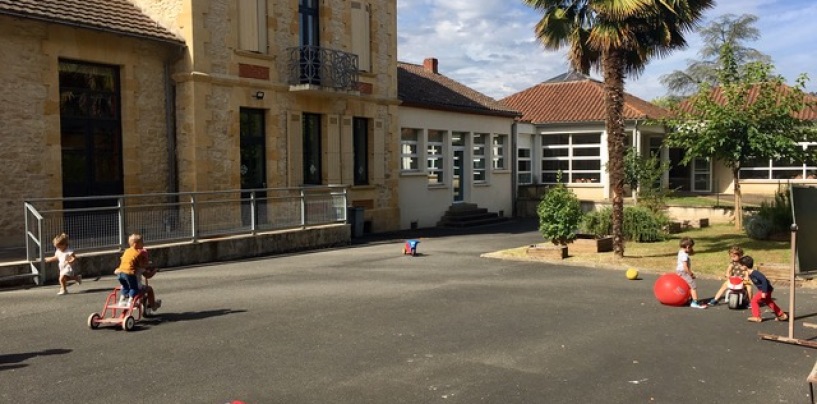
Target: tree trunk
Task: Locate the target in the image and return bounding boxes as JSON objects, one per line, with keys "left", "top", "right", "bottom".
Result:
{"left": 603, "top": 50, "right": 626, "bottom": 258}
{"left": 733, "top": 168, "right": 743, "bottom": 229}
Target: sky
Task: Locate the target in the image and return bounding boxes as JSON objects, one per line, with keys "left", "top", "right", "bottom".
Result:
{"left": 396, "top": 0, "right": 817, "bottom": 102}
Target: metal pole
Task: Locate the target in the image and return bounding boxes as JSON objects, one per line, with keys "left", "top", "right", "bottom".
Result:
{"left": 300, "top": 189, "right": 306, "bottom": 229}
{"left": 250, "top": 191, "right": 257, "bottom": 235}
{"left": 789, "top": 224, "right": 797, "bottom": 339}
{"left": 118, "top": 197, "right": 125, "bottom": 248}
{"left": 191, "top": 194, "right": 198, "bottom": 242}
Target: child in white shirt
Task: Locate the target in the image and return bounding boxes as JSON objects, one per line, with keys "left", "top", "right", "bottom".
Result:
{"left": 45, "top": 233, "right": 82, "bottom": 295}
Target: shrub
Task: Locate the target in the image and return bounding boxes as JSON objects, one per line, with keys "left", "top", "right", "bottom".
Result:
{"left": 744, "top": 214, "right": 773, "bottom": 240}
{"left": 623, "top": 206, "right": 669, "bottom": 242}
{"left": 579, "top": 207, "right": 613, "bottom": 237}
{"left": 756, "top": 189, "right": 792, "bottom": 234}
{"left": 537, "top": 175, "right": 583, "bottom": 245}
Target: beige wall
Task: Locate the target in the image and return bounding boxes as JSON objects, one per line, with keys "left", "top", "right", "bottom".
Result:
{"left": 0, "top": 0, "right": 400, "bottom": 248}
{"left": 0, "top": 16, "right": 175, "bottom": 248}
{"left": 399, "top": 107, "right": 514, "bottom": 228}
{"left": 135, "top": 0, "right": 401, "bottom": 231}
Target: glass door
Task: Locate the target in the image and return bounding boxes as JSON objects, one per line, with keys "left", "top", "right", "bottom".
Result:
{"left": 692, "top": 157, "right": 712, "bottom": 192}
{"left": 452, "top": 132, "right": 465, "bottom": 202}
{"left": 298, "top": 0, "right": 320, "bottom": 85}
{"left": 240, "top": 109, "right": 267, "bottom": 227}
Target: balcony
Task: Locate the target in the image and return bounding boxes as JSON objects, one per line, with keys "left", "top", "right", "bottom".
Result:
{"left": 286, "top": 45, "right": 359, "bottom": 94}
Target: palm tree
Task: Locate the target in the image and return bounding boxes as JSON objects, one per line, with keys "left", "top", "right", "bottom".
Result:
{"left": 523, "top": 0, "right": 713, "bottom": 257}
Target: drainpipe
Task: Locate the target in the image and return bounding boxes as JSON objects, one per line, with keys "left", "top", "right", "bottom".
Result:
{"left": 164, "top": 61, "right": 178, "bottom": 196}
{"left": 511, "top": 121, "right": 518, "bottom": 217}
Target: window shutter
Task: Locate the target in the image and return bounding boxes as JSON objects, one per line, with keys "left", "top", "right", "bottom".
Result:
{"left": 238, "top": 0, "right": 267, "bottom": 52}
{"left": 351, "top": 2, "right": 371, "bottom": 72}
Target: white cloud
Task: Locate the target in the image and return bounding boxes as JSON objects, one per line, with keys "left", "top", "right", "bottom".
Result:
{"left": 397, "top": 0, "right": 817, "bottom": 102}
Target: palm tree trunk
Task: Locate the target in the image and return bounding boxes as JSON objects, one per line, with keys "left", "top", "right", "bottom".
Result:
{"left": 603, "top": 50, "right": 626, "bottom": 258}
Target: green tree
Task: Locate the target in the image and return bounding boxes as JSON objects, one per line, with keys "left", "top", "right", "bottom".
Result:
{"left": 663, "top": 46, "right": 816, "bottom": 229}
{"left": 523, "top": 0, "right": 713, "bottom": 257}
{"left": 660, "top": 13, "right": 772, "bottom": 96}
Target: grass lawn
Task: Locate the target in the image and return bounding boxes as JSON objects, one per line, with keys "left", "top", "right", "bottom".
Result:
{"left": 487, "top": 223, "right": 792, "bottom": 279}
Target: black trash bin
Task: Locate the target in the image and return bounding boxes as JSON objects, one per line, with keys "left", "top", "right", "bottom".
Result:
{"left": 347, "top": 207, "right": 364, "bottom": 238}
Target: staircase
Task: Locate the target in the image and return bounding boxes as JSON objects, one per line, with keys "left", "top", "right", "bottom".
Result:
{"left": 437, "top": 203, "right": 509, "bottom": 228}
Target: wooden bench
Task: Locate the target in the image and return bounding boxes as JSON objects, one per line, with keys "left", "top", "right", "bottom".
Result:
{"left": 808, "top": 359, "right": 817, "bottom": 403}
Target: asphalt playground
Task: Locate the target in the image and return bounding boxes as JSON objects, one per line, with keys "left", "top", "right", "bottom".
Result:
{"left": 2, "top": 218, "right": 817, "bottom": 403}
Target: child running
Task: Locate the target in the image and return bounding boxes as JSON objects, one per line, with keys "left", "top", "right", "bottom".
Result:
{"left": 45, "top": 233, "right": 81, "bottom": 295}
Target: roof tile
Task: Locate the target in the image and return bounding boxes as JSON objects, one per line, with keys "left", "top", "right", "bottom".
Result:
{"left": 0, "top": 0, "right": 183, "bottom": 44}
{"left": 501, "top": 75, "right": 669, "bottom": 123}
{"left": 398, "top": 61, "right": 519, "bottom": 118}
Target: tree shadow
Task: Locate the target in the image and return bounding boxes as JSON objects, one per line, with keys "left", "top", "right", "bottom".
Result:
{"left": 0, "top": 348, "right": 72, "bottom": 372}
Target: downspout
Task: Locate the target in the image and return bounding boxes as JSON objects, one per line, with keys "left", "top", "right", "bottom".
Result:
{"left": 511, "top": 121, "right": 518, "bottom": 217}
{"left": 164, "top": 61, "right": 178, "bottom": 195}
{"left": 164, "top": 44, "right": 186, "bottom": 196}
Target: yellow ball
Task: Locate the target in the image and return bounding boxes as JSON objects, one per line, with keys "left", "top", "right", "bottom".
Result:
{"left": 626, "top": 268, "right": 639, "bottom": 280}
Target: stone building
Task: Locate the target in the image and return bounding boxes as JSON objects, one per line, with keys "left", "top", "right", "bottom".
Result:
{"left": 0, "top": 0, "right": 400, "bottom": 249}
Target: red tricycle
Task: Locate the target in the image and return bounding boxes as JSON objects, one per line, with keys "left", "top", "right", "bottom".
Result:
{"left": 87, "top": 286, "right": 153, "bottom": 331}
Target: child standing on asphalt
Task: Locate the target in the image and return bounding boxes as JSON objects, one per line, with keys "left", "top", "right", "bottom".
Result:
{"left": 742, "top": 255, "right": 788, "bottom": 322}
{"left": 45, "top": 233, "right": 81, "bottom": 295}
{"left": 676, "top": 237, "right": 707, "bottom": 309}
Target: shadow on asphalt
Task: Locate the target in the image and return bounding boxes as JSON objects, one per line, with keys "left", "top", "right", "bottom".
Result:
{"left": 350, "top": 218, "right": 539, "bottom": 246}
{"left": 146, "top": 308, "right": 247, "bottom": 324}
{"left": 0, "top": 348, "right": 72, "bottom": 372}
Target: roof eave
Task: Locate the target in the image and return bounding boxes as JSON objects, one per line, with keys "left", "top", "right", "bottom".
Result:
{"left": 0, "top": 10, "right": 186, "bottom": 48}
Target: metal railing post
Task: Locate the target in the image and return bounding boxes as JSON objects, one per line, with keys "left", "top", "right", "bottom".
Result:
{"left": 250, "top": 191, "right": 257, "bottom": 235}
{"left": 36, "top": 216, "right": 44, "bottom": 285}
{"left": 300, "top": 189, "right": 306, "bottom": 229}
{"left": 191, "top": 194, "right": 198, "bottom": 242}
{"left": 117, "top": 197, "right": 126, "bottom": 248}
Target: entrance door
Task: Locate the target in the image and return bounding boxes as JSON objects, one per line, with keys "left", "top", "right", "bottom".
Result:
{"left": 668, "top": 147, "right": 690, "bottom": 191}
{"left": 240, "top": 109, "right": 267, "bottom": 228}
{"left": 692, "top": 157, "right": 712, "bottom": 192}
{"left": 452, "top": 132, "right": 465, "bottom": 202}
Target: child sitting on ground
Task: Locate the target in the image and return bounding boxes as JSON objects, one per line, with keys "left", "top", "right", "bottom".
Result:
{"left": 45, "top": 233, "right": 81, "bottom": 295}
{"left": 709, "top": 245, "right": 753, "bottom": 305}
{"left": 741, "top": 255, "right": 788, "bottom": 323}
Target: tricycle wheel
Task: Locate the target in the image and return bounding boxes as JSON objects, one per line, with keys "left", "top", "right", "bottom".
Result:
{"left": 728, "top": 293, "right": 740, "bottom": 310}
{"left": 122, "top": 315, "right": 135, "bottom": 331}
{"left": 87, "top": 313, "right": 101, "bottom": 329}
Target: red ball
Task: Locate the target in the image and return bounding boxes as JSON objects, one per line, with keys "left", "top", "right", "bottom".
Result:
{"left": 653, "top": 273, "right": 691, "bottom": 306}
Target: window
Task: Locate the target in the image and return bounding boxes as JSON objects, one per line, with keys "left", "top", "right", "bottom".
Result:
{"left": 400, "top": 128, "right": 420, "bottom": 171}
{"left": 740, "top": 144, "right": 817, "bottom": 180}
{"left": 353, "top": 117, "right": 369, "bottom": 185}
{"left": 302, "top": 113, "right": 322, "bottom": 185}
{"left": 541, "top": 133, "right": 601, "bottom": 184}
{"left": 351, "top": 1, "right": 371, "bottom": 72}
{"left": 238, "top": 0, "right": 267, "bottom": 52}
{"left": 518, "top": 148, "right": 532, "bottom": 185}
{"left": 427, "top": 130, "right": 445, "bottom": 185}
{"left": 473, "top": 133, "right": 486, "bottom": 183}
{"left": 59, "top": 60, "right": 123, "bottom": 202}
{"left": 299, "top": 0, "right": 320, "bottom": 85}
{"left": 492, "top": 135, "right": 507, "bottom": 170}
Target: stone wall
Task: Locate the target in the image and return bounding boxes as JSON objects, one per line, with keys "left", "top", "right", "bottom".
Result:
{"left": 0, "top": 16, "right": 175, "bottom": 248}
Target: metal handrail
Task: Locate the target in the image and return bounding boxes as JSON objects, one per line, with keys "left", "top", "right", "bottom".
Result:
{"left": 22, "top": 186, "right": 349, "bottom": 285}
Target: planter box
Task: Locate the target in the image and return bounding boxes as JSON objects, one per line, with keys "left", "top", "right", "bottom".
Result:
{"left": 570, "top": 234, "right": 613, "bottom": 253}
{"left": 526, "top": 244, "right": 568, "bottom": 260}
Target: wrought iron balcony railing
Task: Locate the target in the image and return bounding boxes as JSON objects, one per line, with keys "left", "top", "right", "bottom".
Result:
{"left": 286, "top": 45, "right": 359, "bottom": 92}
